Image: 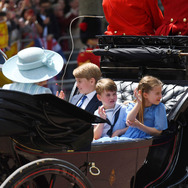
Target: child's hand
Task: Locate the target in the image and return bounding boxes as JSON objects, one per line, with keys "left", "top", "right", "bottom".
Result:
{"left": 126, "top": 119, "right": 133, "bottom": 126}
{"left": 134, "top": 88, "right": 142, "bottom": 103}
{"left": 112, "top": 129, "right": 121, "bottom": 137}
{"left": 56, "top": 90, "right": 65, "bottom": 99}
{"left": 126, "top": 119, "right": 141, "bottom": 128}
{"left": 98, "top": 106, "right": 106, "bottom": 120}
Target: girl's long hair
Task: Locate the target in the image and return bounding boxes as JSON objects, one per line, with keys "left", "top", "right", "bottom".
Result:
{"left": 137, "top": 76, "right": 163, "bottom": 123}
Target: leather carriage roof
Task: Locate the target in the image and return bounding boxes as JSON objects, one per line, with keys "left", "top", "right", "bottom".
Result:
{"left": 0, "top": 89, "right": 106, "bottom": 152}
{"left": 97, "top": 35, "right": 188, "bottom": 80}
{"left": 0, "top": 89, "right": 105, "bottom": 124}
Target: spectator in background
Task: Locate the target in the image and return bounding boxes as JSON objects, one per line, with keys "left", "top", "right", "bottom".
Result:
{"left": 1, "top": 0, "right": 17, "bottom": 12}
{"left": 37, "top": 0, "right": 60, "bottom": 40}
{"left": 155, "top": 0, "right": 188, "bottom": 36}
{"left": 30, "top": 0, "right": 41, "bottom": 14}
{"left": 77, "top": 17, "right": 102, "bottom": 67}
{"left": 64, "top": 0, "right": 79, "bottom": 27}
{"left": 6, "top": 10, "right": 19, "bottom": 43}
{"left": 102, "top": 0, "right": 164, "bottom": 35}
{"left": 52, "top": 1, "right": 70, "bottom": 51}
{"left": 0, "top": 0, "right": 21, "bottom": 45}
{"left": 15, "top": 0, "right": 32, "bottom": 17}
{"left": 0, "top": 9, "right": 19, "bottom": 47}
{"left": 64, "top": 0, "right": 81, "bottom": 49}
{"left": 36, "top": 0, "right": 66, "bottom": 94}
{"left": 18, "top": 8, "right": 43, "bottom": 47}
{"left": 24, "top": 8, "right": 43, "bottom": 36}
{"left": 52, "top": 2, "right": 66, "bottom": 33}
{"left": 0, "top": 11, "right": 12, "bottom": 87}
{"left": 36, "top": 1, "right": 65, "bottom": 54}
{"left": 58, "top": 0, "right": 65, "bottom": 10}
{"left": 0, "top": 0, "right": 5, "bottom": 10}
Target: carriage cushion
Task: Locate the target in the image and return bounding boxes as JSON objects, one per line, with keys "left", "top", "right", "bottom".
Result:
{"left": 69, "top": 80, "right": 188, "bottom": 117}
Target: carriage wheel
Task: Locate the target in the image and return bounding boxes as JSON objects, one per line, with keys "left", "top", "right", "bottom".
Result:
{"left": 1, "top": 158, "right": 93, "bottom": 188}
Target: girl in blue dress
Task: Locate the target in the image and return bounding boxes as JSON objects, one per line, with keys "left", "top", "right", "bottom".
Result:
{"left": 121, "top": 76, "right": 168, "bottom": 139}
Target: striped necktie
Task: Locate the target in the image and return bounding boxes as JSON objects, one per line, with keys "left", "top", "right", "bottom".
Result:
{"left": 77, "top": 95, "right": 87, "bottom": 107}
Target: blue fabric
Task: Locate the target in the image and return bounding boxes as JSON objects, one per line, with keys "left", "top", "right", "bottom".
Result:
{"left": 112, "top": 104, "right": 129, "bottom": 133}
{"left": 71, "top": 93, "right": 102, "bottom": 114}
{"left": 92, "top": 136, "right": 145, "bottom": 143}
{"left": 94, "top": 103, "right": 128, "bottom": 138}
{"left": 121, "top": 102, "right": 168, "bottom": 139}
{"left": 77, "top": 95, "right": 87, "bottom": 107}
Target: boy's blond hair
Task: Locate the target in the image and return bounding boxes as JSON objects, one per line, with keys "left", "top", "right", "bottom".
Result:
{"left": 73, "top": 63, "right": 102, "bottom": 83}
{"left": 96, "top": 78, "right": 117, "bottom": 95}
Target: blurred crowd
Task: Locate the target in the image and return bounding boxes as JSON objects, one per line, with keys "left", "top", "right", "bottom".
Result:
{"left": 0, "top": 0, "right": 79, "bottom": 54}
{"left": 0, "top": 0, "right": 81, "bottom": 93}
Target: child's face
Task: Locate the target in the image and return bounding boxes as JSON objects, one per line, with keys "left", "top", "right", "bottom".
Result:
{"left": 76, "top": 78, "right": 95, "bottom": 94}
{"left": 97, "top": 90, "right": 117, "bottom": 109}
{"left": 143, "top": 86, "right": 162, "bottom": 107}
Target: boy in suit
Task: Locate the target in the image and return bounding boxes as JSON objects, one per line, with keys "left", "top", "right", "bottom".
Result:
{"left": 70, "top": 62, "right": 102, "bottom": 114}
{"left": 57, "top": 62, "right": 102, "bottom": 114}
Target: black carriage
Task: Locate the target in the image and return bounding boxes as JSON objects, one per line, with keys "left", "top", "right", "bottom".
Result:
{"left": 1, "top": 35, "right": 188, "bottom": 188}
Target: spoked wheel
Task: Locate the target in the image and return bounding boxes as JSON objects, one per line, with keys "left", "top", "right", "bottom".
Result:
{"left": 1, "top": 158, "right": 93, "bottom": 188}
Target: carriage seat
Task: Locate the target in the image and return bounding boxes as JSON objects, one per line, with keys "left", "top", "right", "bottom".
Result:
{"left": 92, "top": 80, "right": 188, "bottom": 143}
{"left": 70, "top": 80, "right": 188, "bottom": 118}
{"left": 115, "top": 80, "right": 188, "bottom": 117}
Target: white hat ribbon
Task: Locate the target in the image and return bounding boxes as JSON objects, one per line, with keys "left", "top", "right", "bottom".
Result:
{"left": 42, "top": 53, "right": 55, "bottom": 69}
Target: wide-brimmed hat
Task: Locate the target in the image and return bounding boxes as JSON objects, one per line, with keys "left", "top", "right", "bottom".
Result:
{"left": 2, "top": 47, "right": 64, "bottom": 83}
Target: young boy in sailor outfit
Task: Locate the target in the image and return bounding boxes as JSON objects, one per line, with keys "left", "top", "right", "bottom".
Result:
{"left": 93, "top": 78, "right": 128, "bottom": 140}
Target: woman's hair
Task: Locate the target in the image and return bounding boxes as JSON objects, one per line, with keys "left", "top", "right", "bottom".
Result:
{"left": 137, "top": 76, "right": 163, "bottom": 123}
{"left": 73, "top": 62, "right": 102, "bottom": 83}
{"left": 96, "top": 78, "right": 117, "bottom": 95}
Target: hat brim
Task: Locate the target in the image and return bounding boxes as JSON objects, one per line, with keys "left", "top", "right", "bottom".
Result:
{"left": 2, "top": 50, "right": 64, "bottom": 83}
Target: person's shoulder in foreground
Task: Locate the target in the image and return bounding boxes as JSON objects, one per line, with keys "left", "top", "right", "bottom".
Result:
{"left": 2, "top": 82, "right": 52, "bottom": 94}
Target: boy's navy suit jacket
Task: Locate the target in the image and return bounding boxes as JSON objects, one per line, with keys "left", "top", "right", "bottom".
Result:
{"left": 70, "top": 93, "right": 102, "bottom": 114}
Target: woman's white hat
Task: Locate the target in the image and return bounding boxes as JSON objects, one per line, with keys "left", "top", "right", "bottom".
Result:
{"left": 2, "top": 47, "right": 64, "bottom": 83}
